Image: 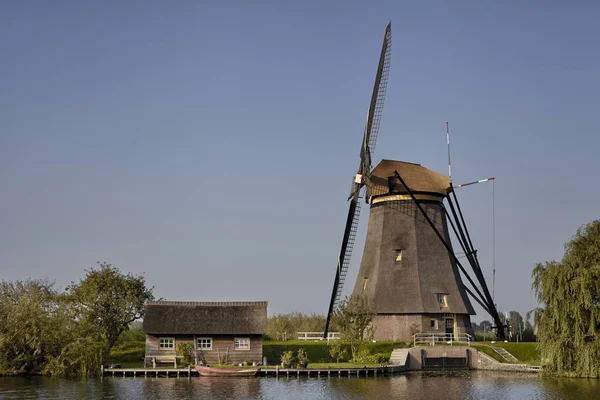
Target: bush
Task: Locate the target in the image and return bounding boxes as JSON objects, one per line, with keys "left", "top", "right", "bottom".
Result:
{"left": 353, "top": 348, "right": 388, "bottom": 364}
{"left": 328, "top": 341, "right": 348, "bottom": 363}
{"left": 176, "top": 343, "right": 194, "bottom": 367}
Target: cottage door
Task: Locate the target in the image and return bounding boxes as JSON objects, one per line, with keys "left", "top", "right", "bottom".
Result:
{"left": 445, "top": 318, "right": 454, "bottom": 339}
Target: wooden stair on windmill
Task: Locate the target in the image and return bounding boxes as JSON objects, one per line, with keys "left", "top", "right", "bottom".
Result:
{"left": 491, "top": 346, "right": 519, "bottom": 363}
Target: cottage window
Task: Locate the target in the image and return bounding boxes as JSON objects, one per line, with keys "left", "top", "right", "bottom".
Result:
{"left": 234, "top": 337, "right": 250, "bottom": 350}
{"left": 431, "top": 319, "right": 438, "bottom": 329}
{"left": 197, "top": 337, "right": 213, "bottom": 350}
{"left": 436, "top": 294, "right": 448, "bottom": 307}
{"left": 159, "top": 337, "right": 175, "bottom": 350}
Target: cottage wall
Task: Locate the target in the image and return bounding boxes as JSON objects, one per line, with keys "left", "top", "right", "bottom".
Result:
{"left": 145, "top": 334, "right": 263, "bottom": 365}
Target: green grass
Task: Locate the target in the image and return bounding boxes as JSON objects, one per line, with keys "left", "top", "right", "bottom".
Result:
{"left": 472, "top": 344, "right": 506, "bottom": 363}
{"left": 473, "top": 341, "right": 541, "bottom": 365}
{"left": 263, "top": 341, "right": 333, "bottom": 364}
{"left": 107, "top": 339, "right": 414, "bottom": 368}
{"left": 263, "top": 340, "right": 409, "bottom": 365}
{"left": 106, "top": 341, "right": 145, "bottom": 368}
{"left": 262, "top": 362, "right": 382, "bottom": 369}
{"left": 306, "top": 362, "right": 382, "bottom": 368}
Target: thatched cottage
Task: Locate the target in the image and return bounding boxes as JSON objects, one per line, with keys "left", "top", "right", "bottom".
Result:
{"left": 143, "top": 301, "right": 267, "bottom": 367}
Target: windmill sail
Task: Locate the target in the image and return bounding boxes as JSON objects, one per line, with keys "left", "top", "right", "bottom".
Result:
{"left": 324, "top": 23, "right": 391, "bottom": 338}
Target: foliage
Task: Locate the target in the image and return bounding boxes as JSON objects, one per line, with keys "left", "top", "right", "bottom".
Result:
{"left": 532, "top": 220, "right": 600, "bottom": 377}
{"left": 507, "top": 311, "right": 524, "bottom": 338}
{"left": 266, "top": 312, "right": 326, "bottom": 341}
{"left": 263, "top": 341, "right": 336, "bottom": 365}
{"left": 0, "top": 264, "right": 154, "bottom": 377}
{"left": 263, "top": 340, "right": 406, "bottom": 365}
{"left": 353, "top": 348, "right": 388, "bottom": 364}
{"left": 328, "top": 341, "right": 348, "bottom": 363}
{"left": 280, "top": 350, "right": 294, "bottom": 365}
{"left": 331, "top": 295, "right": 374, "bottom": 361}
{"left": 0, "top": 279, "right": 73, "bottom": 375}
{"left": 65, "top": 262, "right": 154, "bottom": 359}
{"left": 105, "top": 341, "right": 145, "bottom": 368}
{"left": 474, "top": 342, "right": 541, "bottom": 364}
{"left": 115, "top": 324, "right": 146, "bottom": 345}
{"left": 176, "top": 343, "right": 194, "bottom": 367}
{"left": 296, "top": 348, "right": 308, "bottom": 362}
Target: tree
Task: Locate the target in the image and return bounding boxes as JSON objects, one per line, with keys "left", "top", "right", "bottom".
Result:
{"left": 479, "top": 320, "right": 492, "bottom": 332}
{"left": 532, "top": 220, "right": 600, "bottom": 377}
{"left": 65, "top": 263, "right": 154, "bottom": 360}
{"left": 508, "top": 311, "right": 524, "bottom": 340}
{"left": 328, "top": 341, "right": 348, "bottom": 363}
{"left": 331, "top": 294, "right": 374, "bottom": 361}
{"left": 0, "top": 279, "right": 72, "bottom": 375}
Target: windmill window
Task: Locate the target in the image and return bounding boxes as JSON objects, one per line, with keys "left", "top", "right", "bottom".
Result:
{"left": 395, "top": 249, "right": 403, "bottom": 262}
{"left": 437, "top": 294, "right": 448, "bottom": 307}
{"left": 431, "top": 319, "right": 438, "bottom": 329}
{"left": 363, "top": 277, "right": 369, "bottom": 291}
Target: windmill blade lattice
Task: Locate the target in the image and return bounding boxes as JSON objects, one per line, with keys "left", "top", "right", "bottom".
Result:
{"left": 323, "top": 23, "right": 391, "bottom": 338}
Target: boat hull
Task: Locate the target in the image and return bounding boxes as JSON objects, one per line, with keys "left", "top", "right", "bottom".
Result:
{"left": 195, "top": 365, "right": 260, "bottom": 377}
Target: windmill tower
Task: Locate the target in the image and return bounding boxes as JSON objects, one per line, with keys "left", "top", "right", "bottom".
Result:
{"left": 349, "top": 160, "right": 475, "bottom": 341}
{"left": 323, "top": 22, "right": 506, "bottom": 341}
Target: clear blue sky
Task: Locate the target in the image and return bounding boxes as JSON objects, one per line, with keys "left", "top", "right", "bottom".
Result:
{"left": 1, "top": 1, "right": 599, "bottom": 321}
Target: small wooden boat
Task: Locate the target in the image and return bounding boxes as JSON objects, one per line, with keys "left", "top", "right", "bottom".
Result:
{"left": 195, "top": 365, "right": 260, "bottom": 377}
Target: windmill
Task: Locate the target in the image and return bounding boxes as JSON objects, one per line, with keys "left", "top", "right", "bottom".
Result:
{"left": 323, "top": 22, "right": 391, "bottom": 339}
{"left": 323, "top": 23, "right": 507, "bottom": 341}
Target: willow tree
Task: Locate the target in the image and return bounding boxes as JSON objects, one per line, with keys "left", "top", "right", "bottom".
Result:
{"left": 532, "top": 220, "right": 600, "bottom": 377}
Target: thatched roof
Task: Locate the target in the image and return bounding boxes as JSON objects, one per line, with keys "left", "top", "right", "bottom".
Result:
{"left": 143, "top": 301, "right": 267, "bottom": 335}
{"left": 369, "top": 160, "right": 451, "bottom": 197}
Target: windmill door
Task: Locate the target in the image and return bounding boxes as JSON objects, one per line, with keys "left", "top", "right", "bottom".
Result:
{"left": 445, "top": 318, "right": 454, "bottom": 338}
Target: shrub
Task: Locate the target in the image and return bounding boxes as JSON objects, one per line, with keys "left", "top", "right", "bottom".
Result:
{"left": 176, "top": 343, "right": 194, "bottom": 367}
{"left": 328, "top": 341, "right": 348, "bottom": 363}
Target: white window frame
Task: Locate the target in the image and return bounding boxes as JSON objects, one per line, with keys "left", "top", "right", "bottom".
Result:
{"left": 395, "top": 249, "right": 403, "bottom": 262}
{"left": 430, "top": 319, "right": 438, "bottom": 329}
{"left": 159, "top": 337, "right": 175, "bottom": 350}
{"left": 234, "top": 337, "right": 250, "bottom": 351}
{"left": 196, "top": 337, "right": 213, "bottom": 350}
{"left": 436, "top": 294, "right": 448, "bottom": 307}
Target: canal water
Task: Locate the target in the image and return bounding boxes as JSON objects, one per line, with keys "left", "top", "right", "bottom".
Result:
{"left": 1, "top": 371, "right": 598, "bottom": 399}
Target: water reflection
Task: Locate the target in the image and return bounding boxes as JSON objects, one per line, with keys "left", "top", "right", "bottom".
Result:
{"left": 0, "top": 372, "right": 597, "bottom": 399}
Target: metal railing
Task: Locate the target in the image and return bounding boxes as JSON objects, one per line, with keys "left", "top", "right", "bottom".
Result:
{"left": 297, "top": 332, "right": 341, "bottom": 342}
{"left": 413, "top": 333, "right": 472, "bottom": 347}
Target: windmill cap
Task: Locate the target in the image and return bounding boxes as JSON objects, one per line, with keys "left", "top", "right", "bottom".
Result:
{"left": 370, "top": 159, "right": 451, "bottom": 197}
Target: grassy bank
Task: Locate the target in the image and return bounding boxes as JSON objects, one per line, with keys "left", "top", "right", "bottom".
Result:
{"left": 263, "top": 340, "right": 408, "bottom": 365}
{"left": 473, "top": 342, "right": 541, "bottom": 364}
{"left": 106, "top": 339, "right": 540, "bottom": 368}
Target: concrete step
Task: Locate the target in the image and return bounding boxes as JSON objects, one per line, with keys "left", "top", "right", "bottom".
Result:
{"left": 491, "top": 346, "right": 519, "bottom": 362}
{"left": 389, "top": 349, "right": 409, "bottom": 366}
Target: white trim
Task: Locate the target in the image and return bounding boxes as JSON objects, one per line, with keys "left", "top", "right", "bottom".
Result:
{"left": 158, "top": 337, "right": 175, "bottom": 350}
{"left": 196, "top": 337, "right": 213, "bottom": 350}
{"left": 234, "top": 337, "right": 250, "bottom": 351}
